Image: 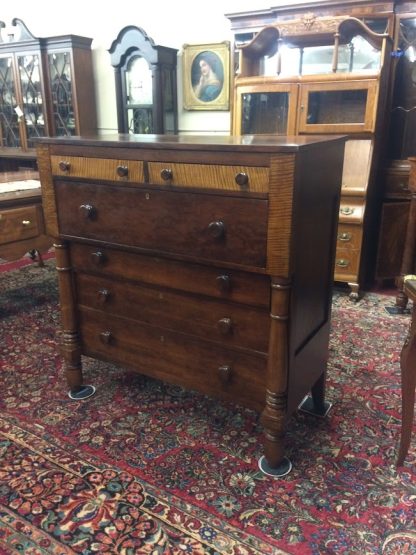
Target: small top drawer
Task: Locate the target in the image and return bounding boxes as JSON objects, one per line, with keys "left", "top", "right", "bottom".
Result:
{"left": 51, "top": 155, "right": 144, "bottom": 182}
{"left": 148, "top": 162, "right": 269, "bottom": 193}
{"left": 0, "top": 205, "right": 41, "bottom": 245}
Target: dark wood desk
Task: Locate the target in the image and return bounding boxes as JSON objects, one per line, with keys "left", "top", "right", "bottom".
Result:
{"left": 0, "top": 171, "right": 51, "bottom": 263}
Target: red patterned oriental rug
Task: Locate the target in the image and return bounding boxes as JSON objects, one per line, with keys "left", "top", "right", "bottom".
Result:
{"left": 0, "top": 261, "right": 415, "bottom": 554}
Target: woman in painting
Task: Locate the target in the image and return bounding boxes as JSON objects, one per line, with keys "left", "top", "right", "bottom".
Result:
{"left": 193, "top": 52, "right": 223, "bottom": 102}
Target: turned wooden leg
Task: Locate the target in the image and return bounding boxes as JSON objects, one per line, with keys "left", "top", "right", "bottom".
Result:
{"left": 259, "top": 278, "right": 292, "bottom": 477}
{"left": 397, "top": 308, "right": 416, "bottom": 466}
{"left": 55, "top": 242, "right": 95, "bottom": 400}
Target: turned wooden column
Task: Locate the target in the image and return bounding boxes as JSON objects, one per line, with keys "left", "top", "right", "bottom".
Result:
{"left": 259, "top": 277, "right": 292, "bottom": 476}
{"left": 54, "top": 241, "right": 83, "bottom": 390}
{"left": 396, "top": 157, "right": 416, "bottom": 310}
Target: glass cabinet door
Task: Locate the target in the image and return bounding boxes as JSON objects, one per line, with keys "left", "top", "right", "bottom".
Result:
{"left": 298, "top": 80, "right": 378, "bottom": 133}
{"left": 48, "top": 52, "right": 75, "bottom": 136}
{"left": 0, "top": 56, "right": 20, "bottom": 147}
{"left": 233, "top": 83, "right": 298, "bottom": 135}
{"left": 17, "top": 54, "right": 46, "bottom": 147}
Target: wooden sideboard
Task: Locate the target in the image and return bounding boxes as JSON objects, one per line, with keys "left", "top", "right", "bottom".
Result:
{"left": 0, "top": 171, "right": 51, "bottom": 262}
{"left": 37, "top": 134, "right": 345, "bottom": 476}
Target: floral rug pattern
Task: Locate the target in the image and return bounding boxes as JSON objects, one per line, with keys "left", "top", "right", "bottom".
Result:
{"left": 0, "top": 261, "right": 415, "bottom": 554}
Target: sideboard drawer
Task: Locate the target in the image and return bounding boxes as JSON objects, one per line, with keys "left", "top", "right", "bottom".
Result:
{"left": 334, "top": 248, "right": 360, "bottom": 277}
{"left": 76, "top": 272, "right": 270, "bottom": 353}
{"left": 79, "top": 307, "right": 267, "bottom": 410}
{"left": 57, "top": 182, "right": 268, "bottom": 267}
{"left": 70, "top": 243, "right": 271, "bottom": 308}
{"left": 148, "top": 162, "right": 269, "bottom": 192}
{"left": 51, "top": 155, "right": 144, "bottom": 182}
{"left": 336, "top": 223, "right": 363, "bottom": 250}
{"left": 0, "top": 205, "right": 41, "bottom": 244}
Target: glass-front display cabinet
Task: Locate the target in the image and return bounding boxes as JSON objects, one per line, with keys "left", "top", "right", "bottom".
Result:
{"left": 231, "top": 10, "right": 392, "bottom": 299}
{"left": 0, "top": 18, "right": 96, "bottom": 170}
{"left": 109, "top": 26, "right": 178, "bottom": 135}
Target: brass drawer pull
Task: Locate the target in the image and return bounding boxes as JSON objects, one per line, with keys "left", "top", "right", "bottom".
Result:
{"left": 217, "top": 317, "right": 233, "bottom": 335}
{"left": 116, "top": 165, "right": 128, "bottom": 177}
{"left": 21, "top": 219, "right": 31, "bottom": 226}
{"left": 208, "top": 220, "right": 225, "bottom": 239}
{"left": 58, "top": 160, "right": 70, "bottom": 172}
{"left": 216, "top": 274, "right": 231, "bottom": 293}
{"left": 338, "top": 232, "right": 352, "bottom": 242}
{"left": 340, "top": 206, "right": 354, "bottom": 216}
{"left": 90, "top": 251, "right": 106, "bottom": 266}
{"left": 79, "top": 204, "right": 96, "bottom": 220}
{"left": 160, "top": 168, "right": 173, "bottom": 181}
{"left": 235, "top": 172, "right": 249, "bottom": 187}
{"left": 99, "top": 331, "right": 112, "bottom": 344}
{"left": 97, "top": 288, "right": 110, "bottom": 303}
{"left": 218, "top": 365, "right": 232, "bottom": 384}
{"left": 336, "top": 259, "right": 350, "bottom": 268}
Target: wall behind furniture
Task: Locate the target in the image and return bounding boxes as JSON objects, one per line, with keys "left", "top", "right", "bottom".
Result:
{"left": 1, "top": 0, "right": 263, "bottom": 135}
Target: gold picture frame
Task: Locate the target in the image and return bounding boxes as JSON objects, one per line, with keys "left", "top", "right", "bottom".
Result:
{"left": 182, "top": 42, "right": 230, "bottom": 111}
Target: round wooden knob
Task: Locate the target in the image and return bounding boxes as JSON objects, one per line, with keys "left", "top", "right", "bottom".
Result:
{"left": 235, "top": 172, "right": 249, "bottom": 187}
{"left": 217, "top": 317, "right": 232, "bottom": 335}
{"left": 90, "top": 251, "right": 106, "bottom": 266}
{"left": 79, "top": 204, "right": 96, "bottom": 220}
{"left": 160, "top": 168, "right": 173, "bottom": 181}
{"left": 218, "top": 365, "right": 232, "bottom": 384}
{"left": 97, "top": 288, "right": 110, "bottom": 303}
{"left": 116, "top": 165, "right": 128, "bottom": 177}
{"left": 99, "top": 331, "right": 112, "bottom": 344}
{"left": 208, "top": 220, "right": 225, "bottom": 239}
{"left": 216, "top": 274, "right": 231, "bottom": 293}
{"left": 59, "top": 160, "right": 70, "bottom": 172}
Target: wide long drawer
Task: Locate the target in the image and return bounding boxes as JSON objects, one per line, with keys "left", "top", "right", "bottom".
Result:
{"left": 70, "top": 243, "right": 271, "bottom": 308}
{"left": 79, "top": 307, "right": 267, "bottom": 410}
{"left": 76, "top": 272, "right": 270, "bottom": 353}
{"left": 56, "top": 181, "right": 268, "bottom": 267}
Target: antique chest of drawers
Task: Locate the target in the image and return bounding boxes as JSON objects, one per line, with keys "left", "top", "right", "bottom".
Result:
{"left": 37, "top": 134, "right": 345, "bottom": 476}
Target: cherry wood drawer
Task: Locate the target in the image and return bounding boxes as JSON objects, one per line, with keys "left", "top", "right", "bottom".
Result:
{"left": 336, "top": 223, "right": 363, "bottom": 250}
{"left": 76, "top": 272, "right": 270, "bottom": 353}
{"left": 56, "top": 182, "right": 268, "bottom": 267}
{"left": 148, "top": 162, "right": 269, "bottom": 192}
{"left": 51, "top": 155, "right": 144, "bottom": 182}
{"left": 70, "top": 243, "right": 270, "bottom": 308}
{"left": 79, "top": 307, "right": 267, "bottom": 410}
{"left": 334, "top": 247, "right": 360, "bottom": 279}
{"left": 0, "top": 205, "right": 41, "bottom": 245}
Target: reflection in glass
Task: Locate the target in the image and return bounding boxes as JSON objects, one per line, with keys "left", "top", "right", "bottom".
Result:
{"left": 258, "top": 35, "right": 381, "bottom": 77}
{"left": 127, "top": 107, "right": 153, "bottom": 134}
{"left": 126, "top": 56, "right": 152, "bottom": 106}
{"left": 162, "top": 68, "right": 175, "bottom": 134}
{"left": 18, "top": 54, "right": 46, "bottom": 147}
{"left": 242, "top": 92, "right": 289, "bottom": 134}
{"left": 0, "top": 57, "right": 20, "bottom": 147}
{"left": 49, "top": 52, "right": 75, "bottom": 136}
{"left": 307, "top": 90, "right": 367, "bottom": 125}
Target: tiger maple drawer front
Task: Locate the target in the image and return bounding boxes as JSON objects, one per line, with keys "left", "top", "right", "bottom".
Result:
{"left": 70, "top": 243, "right": 270, "bottom": 308}
{"left": 76, "top": 273, "right": 270, "bottom": 353}
{"left": 0, "top": 205, "right": 40, "bottom": 244}
{"left": 336, "top": 224, "right": 363, "bottom": 251}
{"left": 56, "top": 182, "right": 268, "bottom": 267}
{"left": 79, "top": 307, "right": 267, "bottom": 410}
{"left": 148, "top": 162, "right": 269, "bottom": 192}
{"left": 51, "top": 155, "right": 144, "bottom": 182}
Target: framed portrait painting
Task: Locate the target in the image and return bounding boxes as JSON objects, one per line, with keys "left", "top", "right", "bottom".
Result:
{"left": 182, "top": 42, "right": 230, "bottom": 110}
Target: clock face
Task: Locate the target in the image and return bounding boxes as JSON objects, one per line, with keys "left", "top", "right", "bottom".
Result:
{"left": 126, "top": 56, "right": 153, "bottom": 105}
